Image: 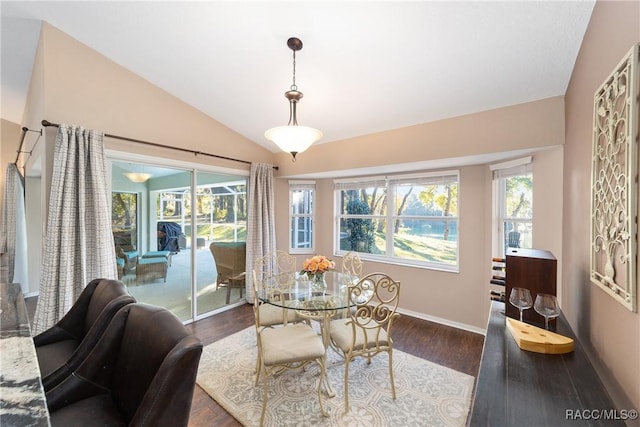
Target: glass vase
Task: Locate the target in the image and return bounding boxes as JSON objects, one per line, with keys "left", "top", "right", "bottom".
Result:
{"left": 311, "top": 272, "right": 327, "bottom": 293}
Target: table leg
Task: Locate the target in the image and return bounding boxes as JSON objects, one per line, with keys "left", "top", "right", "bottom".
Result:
{"left": 296, "top": 310, "right": 337, "bottom": 398}
{"left": 319, "top": 313, "right": 336, "bottom": 397}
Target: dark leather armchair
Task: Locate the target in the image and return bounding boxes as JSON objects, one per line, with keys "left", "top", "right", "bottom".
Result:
{"left": 34, "top": 278, "right": 135, "bottom": 391}
{"left": 46, "top": 303, "right": 203, "bottom": 427}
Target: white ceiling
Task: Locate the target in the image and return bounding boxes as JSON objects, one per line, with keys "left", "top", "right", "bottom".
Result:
{"left": 1, "top": 1, "right": 595, "bottom": 155}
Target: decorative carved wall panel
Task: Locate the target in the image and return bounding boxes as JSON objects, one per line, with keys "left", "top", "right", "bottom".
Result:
{"left": 590, "top": 43, "right": 639, "bottom": 312}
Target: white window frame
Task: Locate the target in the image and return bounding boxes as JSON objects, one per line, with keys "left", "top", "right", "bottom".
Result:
{"left": 491, "top": 157, "right": 533, "bottom": 258}
{"left": 334, "top": 171, "right": 460, "bottom": 272}
{"left": 289, "top": 180, "right": 316, "bottom": 254}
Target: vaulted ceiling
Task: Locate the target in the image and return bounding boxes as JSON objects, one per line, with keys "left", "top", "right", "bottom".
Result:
{"left": 1, "top": 1, "right": 595, "bottom": 153}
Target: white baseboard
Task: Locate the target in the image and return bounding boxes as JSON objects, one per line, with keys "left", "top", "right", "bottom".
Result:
{"left": 397, "top": 307, "right": 486, "bottom": 336}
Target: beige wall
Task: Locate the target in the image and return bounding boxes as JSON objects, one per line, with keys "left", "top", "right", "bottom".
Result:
{"left": 34, "top": 23, "right": 275, "bottom": 168}
{"left": 564, "top": 0, "right": 640, "bottom": 412}
{"left": 532, "top": 146, "right": 564, "bottom": 297}
{"left": 275, "top": 96, "right": 565, "bottom": 177}
{"left": 0, "top": 119, "right": 22, "bottom": 218}
{"left": 275, "top": 102, "right": 566, "bottom": 331}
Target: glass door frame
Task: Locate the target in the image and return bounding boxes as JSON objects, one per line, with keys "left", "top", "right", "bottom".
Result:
{"left": 106, "top": 150, "right": 249, "bottom": 324}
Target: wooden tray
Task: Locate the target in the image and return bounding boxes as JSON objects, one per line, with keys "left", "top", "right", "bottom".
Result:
{"left": 506, "top": 317, "right": 574, "bottom": 354}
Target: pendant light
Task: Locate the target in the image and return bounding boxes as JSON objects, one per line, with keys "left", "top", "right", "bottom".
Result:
{"left": 124, "top": 172, "right": 151, "bottom": 183}
{"left": 264, "top": 37, "right": 322, "bottom": 161}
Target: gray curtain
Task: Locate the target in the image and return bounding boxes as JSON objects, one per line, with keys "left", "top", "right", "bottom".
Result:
{"left": 245, "top": 163, "right": 276, "bottom": 303}
{"left": 33, "top": 124, "right": 117, "bottom": 334}
{"left": 1, "top": 163, "right": 28, "bottom": 287}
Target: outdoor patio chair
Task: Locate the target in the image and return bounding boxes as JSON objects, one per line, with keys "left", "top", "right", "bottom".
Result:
{"left": 210, "top": 241, "right": 246, "bottom": 304}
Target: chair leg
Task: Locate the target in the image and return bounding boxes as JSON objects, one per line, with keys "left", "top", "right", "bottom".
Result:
{"left": 316, "top": 357, "right": 329, "bottom": 417}
{"left": 226, "top": 286, "right": 231, "bottom": 304}
{"left": 255, "top": 356, "right": 262, "bottom": 386}
{"left": 343, "top": 355, "right": 351, "bottom": 413}
{"left": 388, "top": 349, "right": 396, "bottom": 400}
{"left": 260, "top": 373, "right": 269, "bottom": 427}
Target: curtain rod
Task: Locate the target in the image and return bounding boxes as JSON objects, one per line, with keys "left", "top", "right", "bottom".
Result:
{"left": 14, "top": 126, "right": 42, "bottom": 165}
{"left": 41, "top": 120, "right": 278, "bottom": 170}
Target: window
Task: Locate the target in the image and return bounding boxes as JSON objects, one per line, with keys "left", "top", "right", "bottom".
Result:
{"left": 289, "top": 181, "right": 315, "bottom": 253}
{"left": 491, "top": 157, "right": 533, "bottom": 257}
{"left": 335, "top": 171, "right": 459, "bottom": 271}
{"left": 157, "top": 181, "right": 247, "bottom": 245}
{"left": 112, "top": 191, "right": 138, "bottom": 250}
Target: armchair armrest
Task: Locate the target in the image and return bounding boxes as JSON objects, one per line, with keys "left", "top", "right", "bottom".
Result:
{"left": 46, "top": 372, "right": 109, "bottom": 412}
{"left": 33, "top": 326, "right": 76, "bottom": 347}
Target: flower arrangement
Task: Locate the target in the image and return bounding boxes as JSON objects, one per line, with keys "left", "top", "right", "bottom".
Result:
{"left": 300, "top": 255, "right": 336, "bottom": 281}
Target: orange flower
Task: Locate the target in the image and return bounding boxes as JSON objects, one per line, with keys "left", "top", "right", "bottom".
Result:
{"left": 301, "top": 255, "right": 335, "bottom": 279}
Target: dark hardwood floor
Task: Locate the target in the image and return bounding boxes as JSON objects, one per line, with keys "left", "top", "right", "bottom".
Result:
{"left": 186, "top": 303, "right": 485, "bottom": 427}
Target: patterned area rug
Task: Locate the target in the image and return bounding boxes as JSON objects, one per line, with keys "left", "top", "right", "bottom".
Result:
{"left": 196, "top": 326, "right": 475, "bottom": 426}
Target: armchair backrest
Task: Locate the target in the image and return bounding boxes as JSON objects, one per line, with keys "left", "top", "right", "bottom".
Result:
{"left": 114, "top": 304, "right": 203, "bottom": 425}
{"left": 46, "top": 303, "right": 203, "bottom": 427}
{"left": 210, "top": 242, "right": 246, "bottom": 283}
{"left": 83, "top": 279, "right": 133, "bottom": 337}
{"left": 35, "top": 278, "right": 133, "bottom": 345}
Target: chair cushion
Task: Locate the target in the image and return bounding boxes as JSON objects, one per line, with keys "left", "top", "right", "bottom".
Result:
{"left": 35, "top": 338, "right": 80, "bottom": 378}
{"left": 258, "top": 303, "right": 300, "bottom": 326}
{"left": 329, "top": 318, "right": 390, "bottom": 352}
{"left": 122, "top": 251, "right": 138, "bottom": 260}
{"left": 260, "top": 324, "right": 324, "bottom": 366}
{"left": 141, "top": 251, "right": 171, "bottom": 258}
{"left": 137, "top": 258, "right": 168, "bottom": 266}
{"left": 49, "top": 393, "right": 125, "bottom": 427}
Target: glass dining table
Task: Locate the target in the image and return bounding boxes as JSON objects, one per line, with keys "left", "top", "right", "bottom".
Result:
{"left": 256, "top": 271, "right": 359, "bottom": 397}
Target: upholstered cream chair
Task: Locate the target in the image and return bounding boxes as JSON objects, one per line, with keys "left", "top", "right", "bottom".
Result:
{"left": 252, "top": 280, "right": 328, "bottom": 426}
{"left": 329, "top": 272, "right": 400, "bottom": 413}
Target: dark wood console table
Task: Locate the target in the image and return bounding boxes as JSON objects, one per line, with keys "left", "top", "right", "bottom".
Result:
{"left": 469, "top": 301, "right": 624, "bottom": 426}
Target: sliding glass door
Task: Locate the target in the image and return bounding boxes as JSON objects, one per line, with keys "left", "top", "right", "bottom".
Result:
{"left": 195, "top": 172, "right": 247, "bottom": 316}
{"left": 111, "top": 160, "right": 247, "bottom": 322}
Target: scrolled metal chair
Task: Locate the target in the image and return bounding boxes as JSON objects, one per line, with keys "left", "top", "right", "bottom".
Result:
{"left": 329, "top": 272, "right": 400, "bottom": 413}
{"left": 341, "top": 251, "right": 363, "bottom": 278}
{"left": 251, "top": 278, "right": 328, "bottom": 426}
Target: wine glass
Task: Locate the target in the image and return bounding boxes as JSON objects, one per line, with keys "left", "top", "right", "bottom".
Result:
{"left": 534, "top": 293, "right": 560, "bottom": 330}
{"left": 509, "top": 287, "right": 533, "bottom": 322}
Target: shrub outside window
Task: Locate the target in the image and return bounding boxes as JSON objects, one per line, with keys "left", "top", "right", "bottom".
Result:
{"left": 335, "top": 171, "right": 459, "bottom": 271}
